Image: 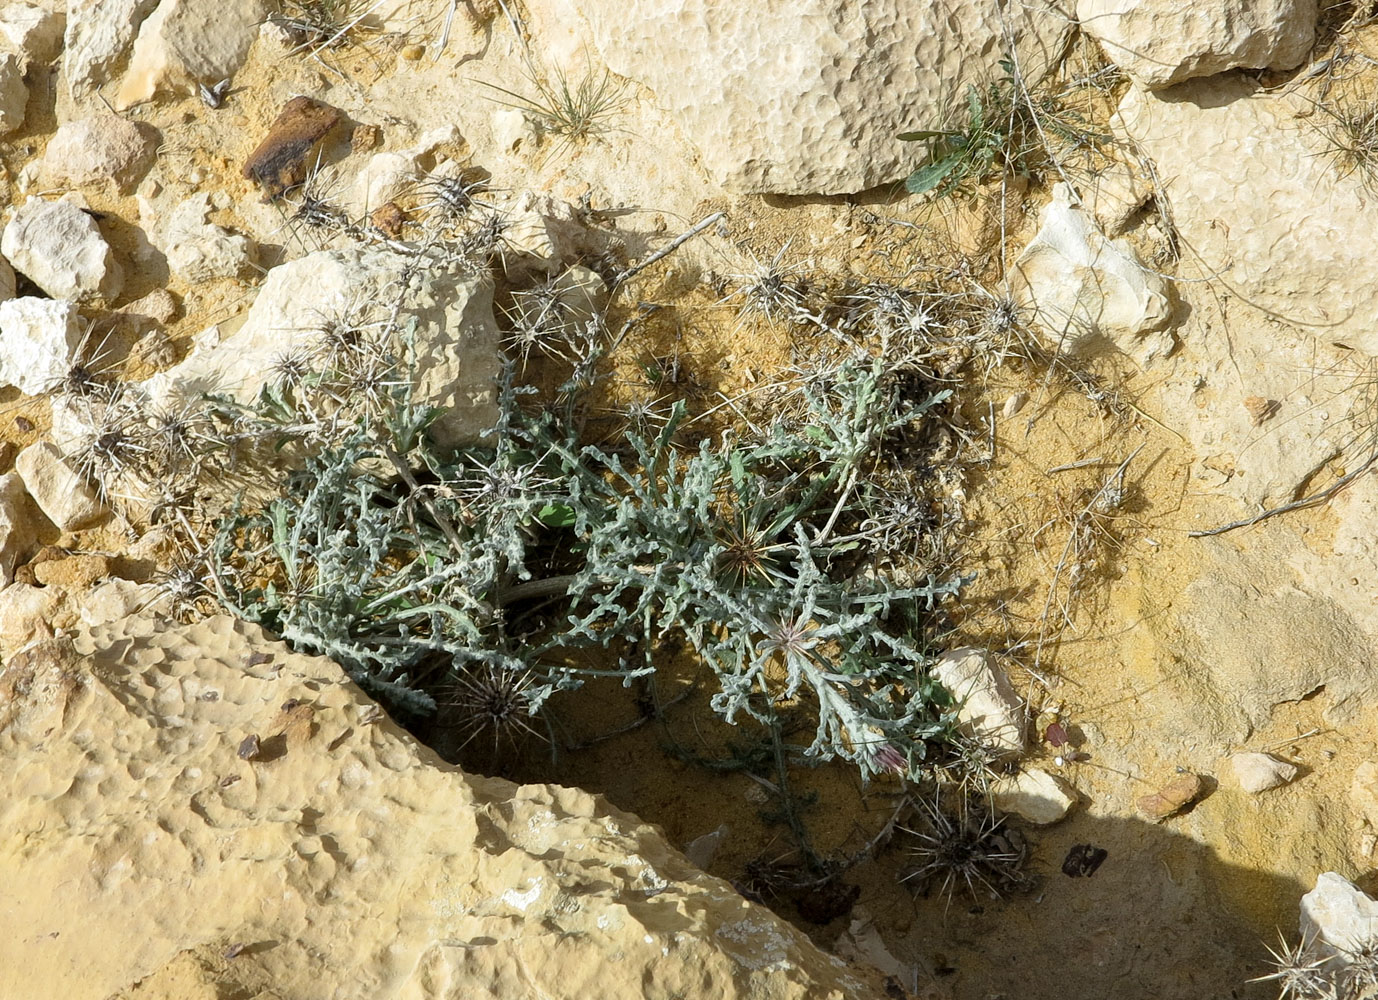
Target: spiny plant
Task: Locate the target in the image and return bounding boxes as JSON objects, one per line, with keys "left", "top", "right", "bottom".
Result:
{"left": 269, "top": 0, "right": 379, "bottom": 53}
{"left": 899, "top": 788, "right": 1027, "bottom": 907}
{"left": 204, "top": 317, "right": 970, "bottom": 779}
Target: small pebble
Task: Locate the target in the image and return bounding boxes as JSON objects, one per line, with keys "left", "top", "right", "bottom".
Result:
{"left": 1230, "top": 751, "right": 1298, "bottom": 794}
{"left": 1137, "top": 772, "right": 1205, "bottom": 821}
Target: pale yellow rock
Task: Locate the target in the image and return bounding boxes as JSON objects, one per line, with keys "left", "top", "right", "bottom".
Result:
{"left": 558, "top": 0, "right": 1070, "bottom": 194}
{"left": 1011, "top": 183, "right": 1174, "bottom": 366}
{"left": 931, "top": 647, "right": 1024, "bottom": 753}
{"left": 1115, "top": 77, "right": 1378, "bottom": 357}
{"left": 0, "top": 580, "right": 66, "bottom": 654}
{"left": 1077, "top": 0, "right": 1316, "bottom": 89}
{"left": 14, "top": 440, "right": 107, "bottom": 531}
{"left": 1230, "top": 751, "right": 1298, "bottom": 794}
{"left": 992, "top": 768, "right": 1077, "bottom": 825}
{"left": 115, "top": 0, "right": 266, "bottom": 108}
{"left": 0, "top": 615, "right": 888, "bottom": 1000}
{"left": 143, "top": 247, "right": 501, "bottom": 448}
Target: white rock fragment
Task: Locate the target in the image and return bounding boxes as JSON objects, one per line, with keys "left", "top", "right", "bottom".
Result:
{"left": 0, "top": 298, "right": 82, "bottom": 394}
{"left": 835, "top": 907, "right": 919, "bottom": 996}
{"left": 992, "top": 768, "right": 1076, "bottom": 825}
{"left": 64, "top": 0, "right": 160, "bottom": 96}
{"left": 0, "top": 471, "right": 40, "bottom": 586}
{"left": 1230, "top": 751, "right": 1298, "bottom": 794}
{"left": 0, "top": 3, "right": 65, "bottom": 66}
{"left": 350, "top": 128, "right": 464, "bottom": 216}
{"left": 42, "top": 115, "right": 160, "bottom": 193}
{"left": 0, "top": 51, "right": 26, "bottom": 135}
{"left": 1011, "top": 183, "right": 1173, "bottom": 366}
{"left": 14, "top": 440, "right": 107, "bottom": 531}
{"left": 931, "top": 647, "right": 1024, "bottom": 753}
{"left": 148, "top": 192, "right": 255, "bottom": 283}
{"left": 1076, "top": 0, "right": 1317, "bottom": 89}
{"left": 1301, "top": 872, "right": 1378, "bottom": 973}
{"left": 144, "top": 247, "right": 501, "bottom": 448}
{"left": 115, "top": 0, "right": 267, "bottom": 108}
{"left": 2, "top": 198, "right": 123, "bottom": 302}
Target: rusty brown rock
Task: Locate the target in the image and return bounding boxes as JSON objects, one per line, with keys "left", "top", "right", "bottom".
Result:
{"left": 350, "top": 122, "right": 381, "bottom": 154}
{"left": 369, "top": 201, "right": 405, "bottom": 238}
{"left": 1137, "top": 772, "right": 1206, "bottom": 821}
{"left": 242, "top": 96, "right": 345, "bottom": 198}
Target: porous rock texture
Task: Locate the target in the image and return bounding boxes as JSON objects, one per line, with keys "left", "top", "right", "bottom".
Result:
{"left": 1076, "top": 0, "right": 1318, "bottom": 88}
{"left": 1115, "top": 76, "right": 1378, "bottom": 505}
{"left": 560, "top": 0, "right": 1071, "bottom": 194}
{"left": 0, "top": 616, "right": 888, "bottom": 1000}
{"left": 144, "top": 247, "right": 501, "bottom": 448}
{"left": 1115, "top": 77, "right": 1378, "bottom": 356}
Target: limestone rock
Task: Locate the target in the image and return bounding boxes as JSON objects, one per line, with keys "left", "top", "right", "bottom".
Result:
{"left": 144, "top": 247, "right": 501, "bottom": 448}
{"left": 1011, "top": 183, "right": 1174, "bottom": 366}
{"left": 0, "top": 253, "right": 13, "bottom": 301}
{"left": 0, "top": 614, "right": 890, "bottom": 1000}
{"left": 992, "top": 768, "right": 1077, "bottom": 824}
{"left": 0, "top": 297, "right": 83, "bottom": 395}
{"left": 1114, "top": 77, "right": 1378, "bottom": 356}
{"left": 0, "top": 471, "right": 40, "bottom": 586}
{"left": 349, "top": 128, "right": 466, "bottom": 217}
{"left": 2, "top": 198, "right": 123, "bottom": 302}
{"left": 931, "top": 647, "right": 1024, "bottom": 753}
{"left": 1082, "top": 154, "right": 1153, "bottom": 235}
{"left": 42, "top": 115, "right": 160, "bottom": 193}
{"left": 499, "top": 190, "right": 593, "bottom": 270}
{"left": 76, "top": 578, "right": 166, "bottom": 626}
{"left": 14, "top": 440, "right": 107, "bottom": 531}
{"left": 115, "top": 0, "right": 267, "bottom": 108}
{"left": 564, "top": 0, "right": 1070, "bottom": 194}
{"left": 0, "top": 580, "right": 65, "bottom": 654}
{"left": 1077, "top": 0, "right": 1317, "bottom": 89}
{"left": 64, "top": 0, "right": 160, "bottom": 96}
{"left": 0, "top": 2, "right": 64, "bottom": 66}
{"left": 1300, "top": 872, "right": 1378, "bottom": 973}
{"left": 1230, "top": 751, "right": 1298, "bottom": 794}
{"left": 0, "top": 51, "right": 25, "bottom": 134}
{"left": 146, "top": 191, "right": 255, "bottom": 283}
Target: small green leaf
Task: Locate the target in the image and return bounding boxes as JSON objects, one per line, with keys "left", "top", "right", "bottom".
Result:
{"left": 535, "top": 502, "right": 577, "bottom": 528}
{"left": 897, "top": 129, "right": 957, "bottom": 142}
{"left": 905, "top": 151, "right": 965, "bottom": 195}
